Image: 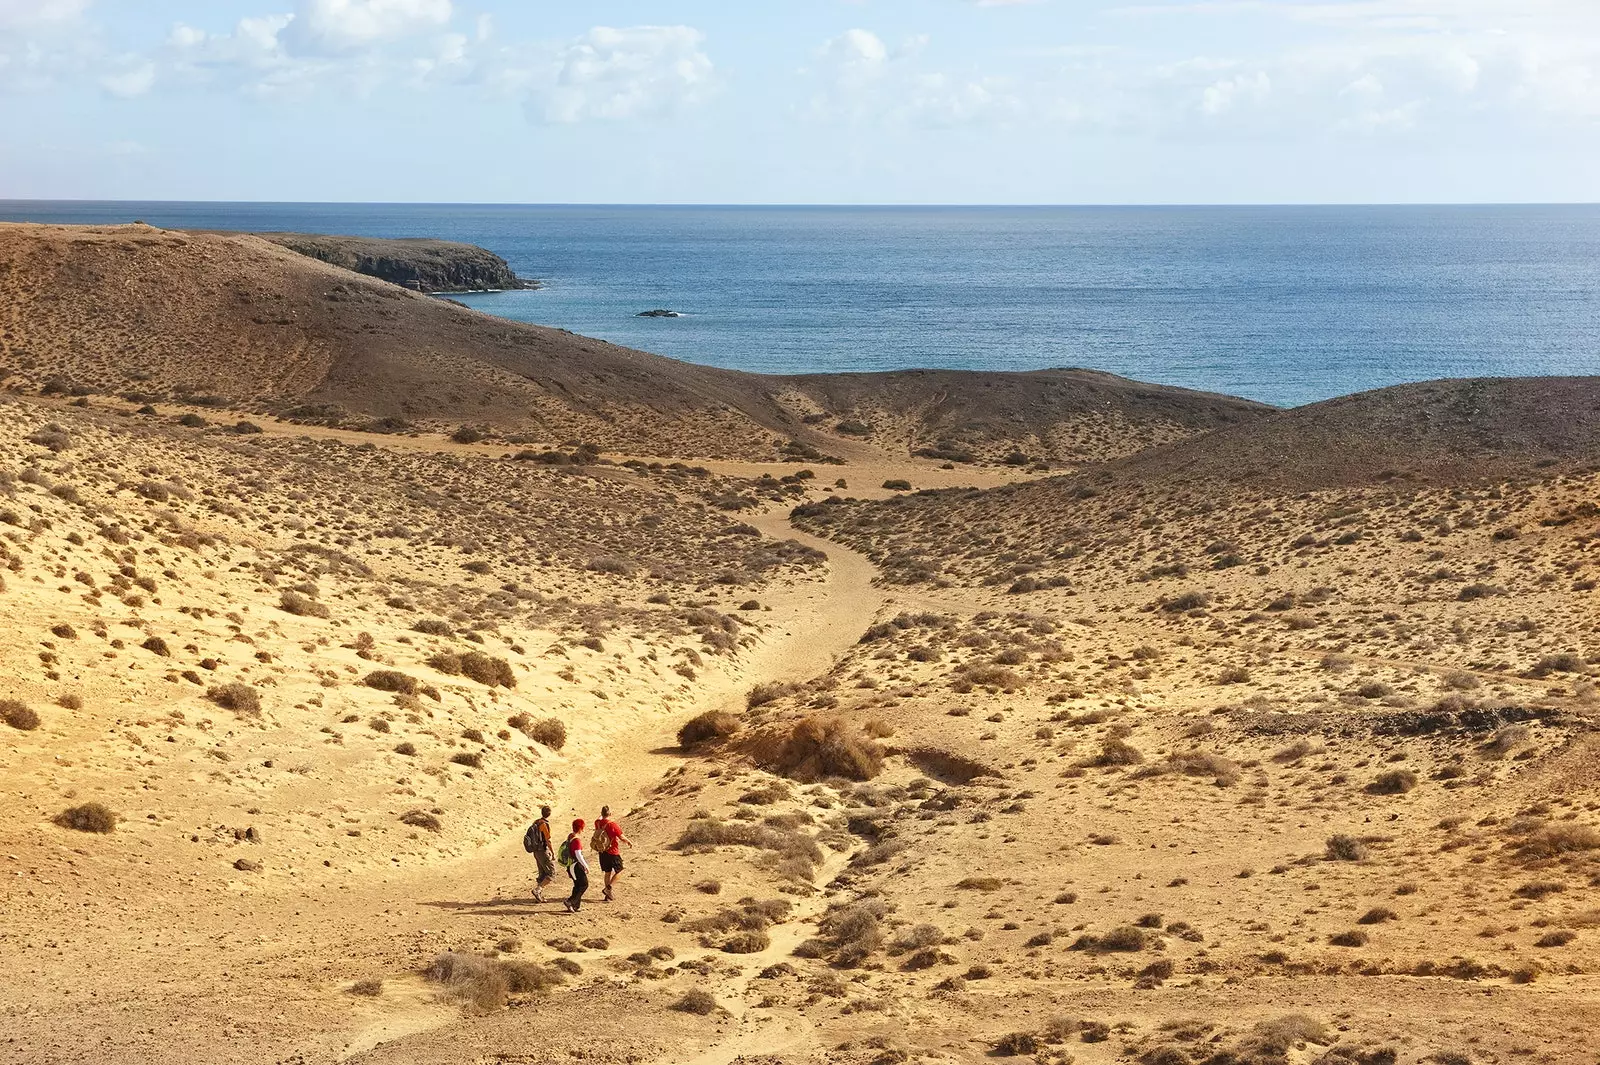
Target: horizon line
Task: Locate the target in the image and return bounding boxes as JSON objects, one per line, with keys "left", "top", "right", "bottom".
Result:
{"left": 2, "top": 198, "right": 1599, "bottom": 210}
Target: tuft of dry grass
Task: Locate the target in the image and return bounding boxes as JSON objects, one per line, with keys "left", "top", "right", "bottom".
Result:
{"left": 1515, "top": 824, "right": 1600, "bottom": 860}
{"left": 401, "top": 809, "right": 443, "bottom": 832}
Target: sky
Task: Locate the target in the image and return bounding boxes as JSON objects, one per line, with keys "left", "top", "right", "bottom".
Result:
{"left": 1, "top": 0, "right": 1598, "bottom": 204}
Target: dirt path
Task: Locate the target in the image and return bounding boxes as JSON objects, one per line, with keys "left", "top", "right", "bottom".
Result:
{"left": 331, "top": 505, "right": 890, "bottom": 1063}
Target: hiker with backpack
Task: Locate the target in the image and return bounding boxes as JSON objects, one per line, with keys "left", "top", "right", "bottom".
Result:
{"left": 522, "top": 806, "right": 556, "bottom": 903}
{"left": 560, "top": 818, "right": 589, "bottom": 912}
{"left": 592, "top": 805, "right": 633, "bottom": 902}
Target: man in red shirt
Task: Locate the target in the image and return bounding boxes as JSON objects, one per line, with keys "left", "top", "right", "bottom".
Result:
{"left": 593, "top": 805, "right": 632, "bottom": 902}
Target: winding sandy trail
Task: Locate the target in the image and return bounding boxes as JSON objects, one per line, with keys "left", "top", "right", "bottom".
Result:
{"left": 335, "top": 506, "right": 889, "bottom": 1063}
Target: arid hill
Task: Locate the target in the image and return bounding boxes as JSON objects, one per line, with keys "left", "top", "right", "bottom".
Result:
{"left": 0, "top": 222, "right": 1270, "bottom": 462}
{"left": 1096, "top": 376, "right": 1600, "bottom": 491}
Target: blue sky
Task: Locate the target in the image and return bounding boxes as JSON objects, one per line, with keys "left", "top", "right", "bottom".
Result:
{"left": 1, "top": 0, "right": 1597, "bottom": 203}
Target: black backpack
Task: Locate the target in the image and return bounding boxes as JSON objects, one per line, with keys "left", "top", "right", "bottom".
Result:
{"left": 523, "top": 822, "right": 540, "bottom": 853}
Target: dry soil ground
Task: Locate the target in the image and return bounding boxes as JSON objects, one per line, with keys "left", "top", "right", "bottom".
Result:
{"left": 2, "top": 387, "right": 1597, "bottom": 1065}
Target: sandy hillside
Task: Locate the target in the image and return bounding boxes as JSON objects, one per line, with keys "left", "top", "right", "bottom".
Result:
{"left": 0, "top": 222, "right": 1270, "bottom": 463}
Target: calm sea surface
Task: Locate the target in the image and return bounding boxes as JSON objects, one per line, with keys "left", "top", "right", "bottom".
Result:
{"left": 4, "top": 201, "right": 1598, "bottom": 408}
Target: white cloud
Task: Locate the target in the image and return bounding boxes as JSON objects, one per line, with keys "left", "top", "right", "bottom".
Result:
{"left": 0, "top": 0, "right": 87, "bottom": 27}
{"left": 284, "top": 0, "right": 452, "bottom": 53}
{"left": 531, "top": 25, "right": 715, "bottom": 124}
{"left": 807, "top": 30, "right": 1020, "bottom": 127}
{"left": 1201, "top": 70, "right": 1270, "bottom": 115}
{"left": 100, "top": 61, "right": 154, "bottom": 98}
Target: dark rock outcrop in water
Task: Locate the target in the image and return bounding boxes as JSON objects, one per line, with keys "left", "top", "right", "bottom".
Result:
{"left": 254, "top": 233, "right": 539, "bottom": 293}
{"left": 637, "top": 309, "right": 682, "bottom": 318}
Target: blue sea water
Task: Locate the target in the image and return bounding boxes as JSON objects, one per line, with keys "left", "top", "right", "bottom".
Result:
{"left": 3, "top": 201, "right": 1599, "bottom": 408}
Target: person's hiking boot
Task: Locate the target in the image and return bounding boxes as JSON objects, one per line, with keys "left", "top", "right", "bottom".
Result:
{"left": 534, "top": 886, "right": 544, "bottom": 903}
{"left": 603, "top": 888, "right": 613, "bottom": 901}
{"left": 562, "top": 899, "right": 574, "bottom": 913}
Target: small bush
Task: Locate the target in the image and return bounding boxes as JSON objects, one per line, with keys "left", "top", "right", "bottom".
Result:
{"left": 1326, "top": 834, "right": 1369, "bottom": 861}
{"left": 364, "top": 671, "right": 420, "bottom": 695}
{"left": 141, "top": 636, "right": 172, "bottom": 657}
{"left": 451, "top": 426, "right": 485, "bottom": 444}
{"left": 1329, "top": 929, "right": 1370, "bottom": 947}
{"left": 882, "top": 479, "right": 912, "bottom": 491}
{"left": 459, "top": 651, "right": 516, "bottom": 688}
{"left": 414, "top": 618, "right": 454, "bottom": 636}
{"left": 721, "top": 930, "right": 771, "bottom": 954}
{"left": 279, "top": 590, "right": 331, "bottom": 619}
{"left": 394, "top": 742, "right": 417, "bottom": 756}
{"left": 747, "top": 680, "right": 799, "bottom": 709}
{"left": 55, "top": 802, "right": 117, "bottom": 833}
{"left": 451, "top": 751, "right": 483, "bottom": 769}
{"left": 425, "top": 952, "right": 507, "bottom": 1012}
{"left": 671, "top": 989, "right": 719, "bottom": 1015}
{"left": 1, "top": 699, "right": 41, "bottom": 731}
{"left": 525, "top": 718, "right": 567, "bottom": 750}
{"left": 772, "top": 717, "right": 884, "bottom": 782}
{"left": 678, "top": 710, "right": 742, "bottom": 747}
{"left": 1358, "top": 906, "right": 1398, "bottom": 924}
{"left": 348, "top": 978, "right": 383, "bottom": 997}
{"left": 207, "top": 683, "right": 262, "bottom": 717}
{"left": 1072, "top": 926, "right": 1147, "bottom": 953}
{"left": 401, "top": 809, "right": 442, "bottom": 832}
{"left": 1516, "top": 824, "right": 1600, "bottom": 860}
{"left": 1368, "top": 770, "right": 1418, "bottom": 796}
{"left": 994, "top": 1032, "right": 1039, "bottom": 1056}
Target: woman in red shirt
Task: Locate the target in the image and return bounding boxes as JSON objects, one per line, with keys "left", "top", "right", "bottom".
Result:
{"left": 563, "top": 818, "right": 590, "bottom": 912}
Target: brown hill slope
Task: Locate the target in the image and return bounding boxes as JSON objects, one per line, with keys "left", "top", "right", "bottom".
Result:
{"left": 0, "top": 222, "right": 1269, "bottom": 462}
{"left": 1103, "top": 376, "right": 1600, "bottom": 491}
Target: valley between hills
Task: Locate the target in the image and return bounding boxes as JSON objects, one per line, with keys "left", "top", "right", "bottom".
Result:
{"left": 0, "top": 222, "right": 1597, "bottom": 1065}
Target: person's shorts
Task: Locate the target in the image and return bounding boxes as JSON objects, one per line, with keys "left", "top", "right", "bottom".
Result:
{"left": 535, "top": 851, "right": 555, "bottom": 881}
{"left": 599, "top": 852, "right": 623, "bottom": 874}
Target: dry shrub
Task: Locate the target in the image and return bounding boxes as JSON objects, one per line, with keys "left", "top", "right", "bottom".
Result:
{"left": 425, "top": 952, "right": 513, "bottom": 1012}
{"left": 207, "top": 682, "right": 261, "bottom": 717}
{"left": 679, "top": 710, "right": 742, "bottom": 747}
{"left": 414, "top": 618, "right": 454, "bottom": 636}
{"left": 1329, "top": 929, "right": 1370, "bottom": 947}
{"left": 426, "top": 650, "right": 462, "bottom": 675}
{"left": 347, "top": 979, "right": 383, "bottom": 997}
{"left": 1484, "top": 725, "right": 1531, "bottom": 757}
{"left": 279, "top": 590, "right": 331, "bottom": 619}
{"left": 1084, "top": 737, "right": 1144, "bottom": 768}
{"left": 1367, "top": 770, "right": 1418, "bottom": 795}
{"left": 460, "top": 651, "right": 515, "bottom": 688}
{"left": 1166, "top": 750, "right": 1242, "bottom": 785}
{"left": 672, "top": 989, "right": 719, "bottom": 1015}
{"left": 1515, "top": 824, "right": 1600, "bottom": 860}
{"left": 55, "top": 802, "right": 117, "bottom": 833}
{"left": 401, "top": 809, "right": 443, "bottom": 832}
{"left": 1070, "top": 926, "right": 1147, "bottom": 953}
{"left": 524, "top": 718, "right": 566, "bottom": 750}
{"left": 994, "top": 1032, "right": 1039, "bottom": 1056}
{"left": 364, "top": 670, "right": 420, "bottom": 695}
{"left": 451, "top": 751, "right": 483, "bottom": 769}
{"left": 141, "top": 636, "right": 171, "bottom": 657}
{"left": 810, "top": 900, "right": 887, "bottom": 968}
{"left": 1, "top": 699, "right": 41, "bottom": 731}
{"left": 721, "top": 930, "right": 771, "bottom": 954}
{"left": 1326, "top": 834, "right": 1369, "bottom": 861}
{"left": 772, "top": 717, "right": 884, "bottom": 782}
{"left": 747, "top": 680, "right": 799, "bottom": 709}
{"left": 1243, "top": 1015, "right": 1329, "bottom": 1058}
{"left": 673, "top": 817, "right": 822, "bottom": 871}
{"left": 955, "top": 876, "right": 1003, "bottom": 891}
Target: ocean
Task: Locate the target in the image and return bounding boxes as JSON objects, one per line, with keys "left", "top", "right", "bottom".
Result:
{"left": 4, "top": 201, "right": 1598, "bottom": 408}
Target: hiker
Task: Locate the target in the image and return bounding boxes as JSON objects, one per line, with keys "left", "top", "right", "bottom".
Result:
{"left": 561, "top": 818, "right": 589, "bottom": 912}
{"left": 523, "top": 805, "right": 555, "bottom": 902}
{"left": 592, "top": 805, "right": 633, "bottom": 902}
